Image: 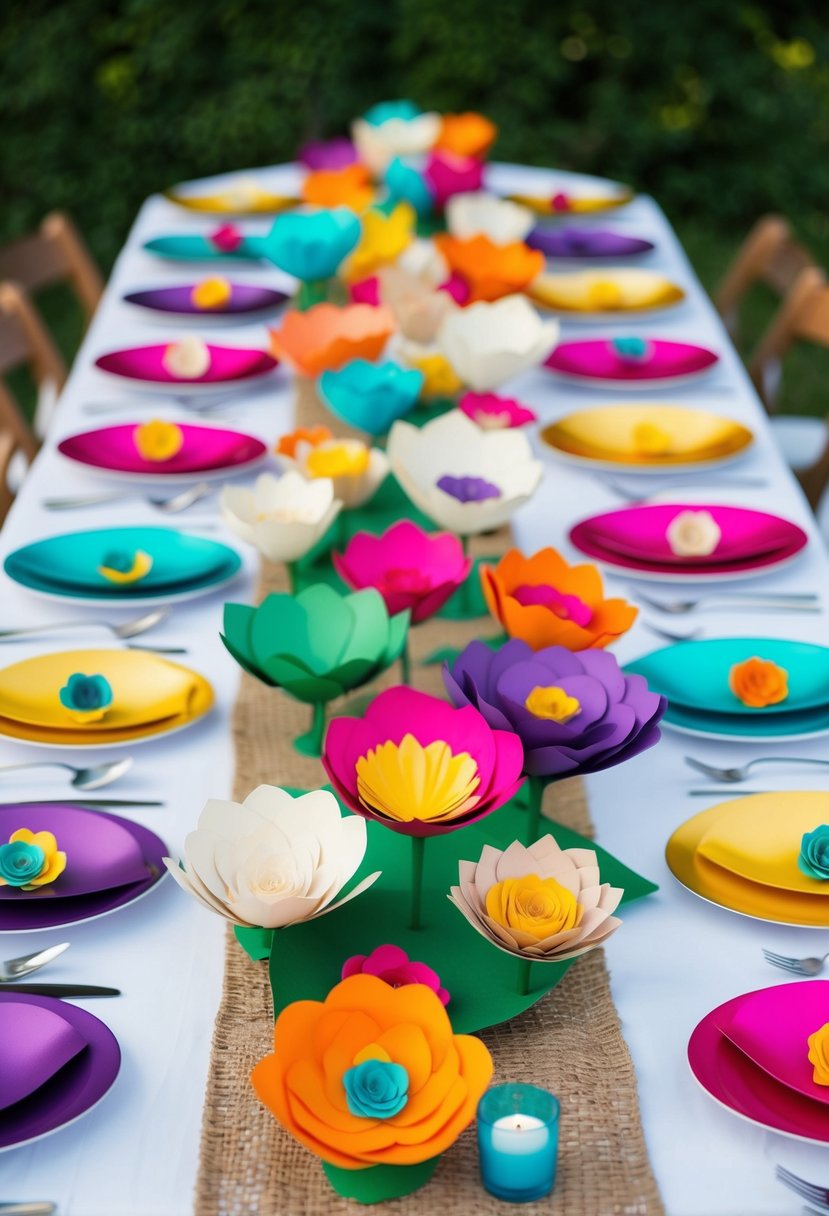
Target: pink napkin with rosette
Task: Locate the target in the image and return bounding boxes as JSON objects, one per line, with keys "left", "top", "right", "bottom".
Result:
{"left": 585, "top": 504, "right": 798, "bottom": 566}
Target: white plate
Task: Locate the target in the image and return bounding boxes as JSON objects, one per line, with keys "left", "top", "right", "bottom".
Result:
{"left": 8, "top": 565, "right": 242, "bottom": 609}
{"left": 545, "top": 366, "right": 719, "bottom": 392}
{"left": 0, "top": 710, "right": 212, "bottom": 753}
{"left": 541, "top": 443, "right": 754, "bottom": 476}
{"left": 56, "top": 447, "right": 269, "bottom": 486}
{"left": 659, "top": 717, "right": 829, "bottom": 745}
{"left": 94, "top": 362, "right": 277, "bottom": 398}
{"left": 583, "top": 546, "right": 805, "bottom": 585}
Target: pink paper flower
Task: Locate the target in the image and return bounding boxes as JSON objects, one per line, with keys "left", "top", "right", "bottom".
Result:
{"left": 438, "top": 273, "right": 471, "bottom": 306}
{"left": 424, "top": 151, "right": 485, "bottom": 209}
{"left": 332, "top": 519, "right": 471, "bottom": 624}
{"left": 210, "top": 224, "right": 244, "bottom": 253}
{"left": 458, "top": 391, "right": 537, "bottom": 430}
{"left": 342, "top": 944, "right": 450, "bottom": 1005}
{"left": 348, "top": 276, "right": 381, "bottom": 306}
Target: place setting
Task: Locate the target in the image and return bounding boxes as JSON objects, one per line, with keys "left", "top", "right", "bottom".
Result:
{"left": 544, "top": 335, "right": 720, "bottom": 389}
{"left": 123, "top": 277, "right": 290, "bottom": 322}
{"left": 526, "top": 267, "right": 686, "bottom": 320}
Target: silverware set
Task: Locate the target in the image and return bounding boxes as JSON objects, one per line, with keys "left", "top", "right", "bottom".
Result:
{"left": 42, "top": 481, "right": 214, "bottom": 513}
{"left": 0, "top": 943, "right": 119, "bottom": 999}
{"left": 634, "top": 591, "right": 821, "bottom": 616}
{"left": 0, "top": 756, "right": 134, "bottom": 790}
{"left": 0, "top": 607, "right": 187, "bottom": 654}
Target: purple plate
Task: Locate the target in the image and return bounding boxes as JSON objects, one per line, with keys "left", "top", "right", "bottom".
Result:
{"left": 94, "top": 342, "right": 277, "bottom": 385}
{"left": 527, "top": 226, "right": 655, "bottom": 259}
{"left": 0, "top": 993, "right": 120, "bottom": 1151}
{"left": 58, "top": 422, "right": 267, "bottom": 477}
{"left": 123, "top": 282, "right": 288, "bottom": 317}
{"left": 0, "top": 803, "right": 167, "bottom": 931}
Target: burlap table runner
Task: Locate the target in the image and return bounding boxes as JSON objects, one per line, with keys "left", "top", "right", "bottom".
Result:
{"left": 194, "top": 382, "right": 663, "bottom": 1214}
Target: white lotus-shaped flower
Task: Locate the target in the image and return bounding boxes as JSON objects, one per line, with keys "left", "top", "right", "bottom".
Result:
{"left": 378, "top": 266, "right": 456, "bottom": 344}
{"left": 293, "top": 437, "right": 390, "bottom": 509}
{"left": 387, "top": 409, "right": 542, "bottom": 536}
{"left": 449, "top": 834, "right": 623, "bottom": 962}
{"left": 352, "top": 113, "right": 441, "bottom": 176}
{"left": 220, "top": 470, "right": 341, "bottom": 563}
{"left": 665, "top": 509, "right": 722, "bottom": 558}
{"left": 163, "top": 785, "right": 380, "bottom": 929}
{"left": 445, "top": 192, "right": 535, "bottom": 243}
{"left": 437, "top": 295, "right": 559, "bottom": 391}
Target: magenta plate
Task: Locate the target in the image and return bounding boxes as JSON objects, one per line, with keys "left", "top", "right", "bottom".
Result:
{"left": 546, "top": 338, "right": 718, "bottom": 383}
{"left": 95, "top": 342, "right": 277, "bottom": 385}
{"left": 123, "top": 283, "right": 288, "bottom": 317}
{"left": 58, "top": 422, "right": 267, "bottom": 476}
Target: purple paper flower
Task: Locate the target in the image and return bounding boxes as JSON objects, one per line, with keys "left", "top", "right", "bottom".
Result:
{"left": 443, "top": 638, "right": 666, "bottom": 779}
{"left": 299, "top": 137, "right": 358, "bottom": 171}
{"left": 342, "top": 944, "right": 450, "bottom": 1005}
{"left": 436, "top": 474, "right": 501, "bottom": 504}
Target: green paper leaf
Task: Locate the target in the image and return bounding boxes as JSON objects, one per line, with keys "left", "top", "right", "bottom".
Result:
{"left": 234, "top": 924, "right": 274, "bottom": 961}
{"left": 437, "top": 556, "right": 495, "bottom": 620}
{"left": 294, "top": 583, "right": 354, "bottom": 670}
{"left": 322, "top": 1157, "right": 439, "bottom": 1203}
{"left": 421, "top": 646, "right": 463, "bottom": 667}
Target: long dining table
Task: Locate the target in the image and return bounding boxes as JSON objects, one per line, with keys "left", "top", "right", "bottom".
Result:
{"left": 1, "top": 161, "right": 827, "bottom": 1215}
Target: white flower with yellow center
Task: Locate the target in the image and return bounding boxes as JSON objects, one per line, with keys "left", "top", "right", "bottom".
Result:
{"left": 298, "top": 438, "right": 389, "bottom": 509}
{"left": 445, "top": 192, "right": 535, "bottom": 244}
{"left": 220, "top": 470, "right": 341, "bottom": 563}
{"left": 437, "top": 295, "right": 559, "bottom": 391}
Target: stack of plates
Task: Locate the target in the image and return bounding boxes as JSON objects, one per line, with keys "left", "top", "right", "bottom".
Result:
{"left": 124, "top": 282, "right": 288, "bottom": 319}
{"left": 690, "top": 981, "right": 829, "bottom": 1143}
{"left": 143, "top": 233, "right": 272, "bottom": 262}
{"left": 527, "top": 268, "right": 685, "bottom": 319}
{"left": 526, "top": 227, "right": 655, "bottom": 260}
{"left": 94, "top": 343, "right": 277, "bottom": 394}
{"left": 626, "top": 638, "right": 829, "bottom": 741}
{"left": 545, "top": 337, "right": 718, "bottom": 389}
{"left": 0, "top": 649, "right": 213, "bottom": 748}
{"left": 570, "top": 504, "right": 807, "bottom": 582}
{"left": 58, "top": 422, "right": 267, "bottom": 480}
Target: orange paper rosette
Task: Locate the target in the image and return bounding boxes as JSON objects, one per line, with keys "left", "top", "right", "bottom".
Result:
{"left": 302, "top": 164, "right": 374, "bottom": 212}
{"left": 276, "top": 425, "right": 333, "bottom": 459}
{"left": 434, "top": 234, "right": 544, "bottom": 304}
{"left": 251, "top": 974, "right": 493, "bottom": 1169}
{"left": 269, "top": 304, "right": 395, "bottom": 377}
{"left": 728, "top": 657, "right": 789, "bottom": 708}
{"left": 481, "top": 547, "right": 638, "bottom": 651}
{"left": 436, "top": 113, "right": 498, "bottom": 159}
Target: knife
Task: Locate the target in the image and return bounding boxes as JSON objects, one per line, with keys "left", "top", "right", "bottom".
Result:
{"left": 0, "top": 983, "right": 120, "bottom": 997}
{"left": 10, "top": 800, "right": 164, "bottom": 809}
{"left": 688, "top": 789, "right": 777, "bottom": 796}
{"left": 0, "top": 1204, "right": 56, "bottom": 1215}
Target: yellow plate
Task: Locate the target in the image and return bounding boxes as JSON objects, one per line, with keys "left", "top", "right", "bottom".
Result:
{"left": 165, "top": 184, "right": 298, "bottom": 215}
{"left": 507, "top": 187, "right": 634, "bottom": 215}
{"left": 527, "top": 268, "right": 685, "bottom": 315}
{"left": 540, "top": 403, "right": 754, "bottom": 469}
{"left": 666, "top": 792, "right": 829, "bottom": 926}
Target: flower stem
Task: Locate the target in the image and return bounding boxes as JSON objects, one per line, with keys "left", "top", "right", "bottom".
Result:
{"left": 285, "top": 560, "right": 298, "bottom": 594}
{"left": 460, "top": 536, "right": 474, "bottom": 616}
{"left": 400, "top": 636, "right": 411, "bottom": 685}
{"left": 525, "top": 774, "right": 546, "bottom": 846}
{"left": 410, "top": 836, "right": 426, "bottom": 930}
{"left": 294, "top": 701, "right": 328, "bottom": 757}
{"left": 517, "top": 956, "right": 533, "bottom": 997}
{"left": 296, "top": 279, "right": 328, "bottom": 311}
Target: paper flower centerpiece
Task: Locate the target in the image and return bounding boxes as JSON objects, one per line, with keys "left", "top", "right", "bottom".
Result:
{"left": 445, "top": 192, "right": 534, "bottom": 243}
{"left": 808, "top": 1023, "right": 829, "bottom": 1086}
{"left": 342, "top": 944, "right": 450, "bottom": 1006}
{"left": 729, "top": 657, "right": 789, "bottom": 708}
{"left": 666, "top": 510, "right": 722, "bottom": 558}
{"left": 299, "top": 137, "right": 358, "bottom": 171}
{"left": 97, "top": 549, "right": 153, "bottom": 584}
{"left": 387, "top": 410, "right": 543, "bottom": 536}
{"left": 377, "top": 266, "right": 456, "bottom": 344}
{"left": 458, "top": 391, "right": 536, "bottom": 430}
{"left": 437, "top": 112, "right": 497, "bottom": 158}
{"left": 319, "top": 358, "right": 423, "bottom": 435}
{"left": 220, "top": 471, "right": 341, "bottom": 565}
{"left": 481, "top": 548, "right": 637, "bottom": 650}
{"left": 424, "top": 151, "right": 485, "bottom": 209}
{"left": 352, "top": 102, "right": 441, "bottom": 176}
{"left": 269, "top": 303, "right": 395, "bottom": 377}
{"left": 59, "top": 673, "right": 113, "bottom": 723}
{"left": 161, "top": 338, "right": 211, "bottom": 380}
{"left": 799, "top": 826, "right": 829, "bottom": 881}
{"left": 163, "top": 785, "right": 379, "bottom": 928}
{"left": 133, "top": 419, "right": 184, "bottom": 462}
{"left": 384, "top": 157, "right": 436, "bottom": 219}
{"left": 434, "top": 235, "right": 544, "bottom": 304}
{"left": 0, "top": 829, "right": 66, "bottom": 891}
{"left": 344, "top": 204, "right": 416, "bottom": 282}
{"left": 449, "top": 835, "right": 623, "bottom": 962}
{"left": 437, "top": 295, "right": 559, "bottom": 391}
{"left": 267, "top": 207, "right": 362, "bottom": 282}
{"left": 298, "top": 438, "right": 389, "bottom": 509}
{"left": 301, "top": 165, "right": 374, "bottom": 213}
{"left": 275, "top": 424, "right": 333, "bottom": 461}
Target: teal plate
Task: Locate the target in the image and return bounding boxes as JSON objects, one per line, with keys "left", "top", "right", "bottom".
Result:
{"left": 142, "top": 235, "right": 270, "bottom": 263}
{"left": 625, "top": 637, "right": 829, "bottom": 717}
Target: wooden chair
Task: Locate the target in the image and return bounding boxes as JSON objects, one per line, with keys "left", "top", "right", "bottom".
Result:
{"left": 715, "top": 215, "right": 813, "bottom": 340}
{"left": 0, "top": 211, "right": 103, "bottom": 325}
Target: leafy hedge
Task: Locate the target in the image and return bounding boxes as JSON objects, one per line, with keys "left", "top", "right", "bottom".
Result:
{"left": 2, "top": 0, "right": 828, "bottom": 267}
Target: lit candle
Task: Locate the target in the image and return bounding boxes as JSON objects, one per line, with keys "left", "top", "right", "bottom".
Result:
{"left": 477, "top": 1084, "right": 560, "bottom": 1202}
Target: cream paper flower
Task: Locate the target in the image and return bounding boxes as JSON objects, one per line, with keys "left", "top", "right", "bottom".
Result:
{"left": 163, "top": 785, "right": 380, "bottom": 929}
{"left": 220, "top": 470, "right": 341, "bottom": 563}
{"left": 387, "top": 409, "right": 542, "bottom": 536}
{"left": 437, "top": 295, "right": 559, "bottom": 391}
{"left": 449, "top": 834, "right": 623, "bottom": 961}
{"left": 352, "top": 113, "right": 441, "bottom": 176}
{"left": 162, "top": 336, "right": 211, "bottom": 378}
{"left": 445, "top": 192, "right": 535, "bottom": 244}
{"left": 293, "top": 437, "right": 389, "bottom": 509}
{"left": 378, "top": 265, "right": 456, "bottom": 344}
{"left": 665, "top": 509, "right": 722, "bottom": 558}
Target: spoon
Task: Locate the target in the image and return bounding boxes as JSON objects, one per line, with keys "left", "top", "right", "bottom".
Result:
{"left": 0, "top": 756, "right": 133, "bottom": 791}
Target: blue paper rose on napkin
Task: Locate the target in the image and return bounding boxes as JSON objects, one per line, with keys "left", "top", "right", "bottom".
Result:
{"left": 343, "top": 1058, "right": 410, "bottom": 1119}
{"left": 798, "top": 825, "right": 829, "bottom": 881}
{"left": 59, "top": 673, "right": 113, "bottom": 722}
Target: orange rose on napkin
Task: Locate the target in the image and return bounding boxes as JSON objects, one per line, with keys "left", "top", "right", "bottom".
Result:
{"left": 729, "top": 657, "right": 788, "bottom": 708}
{"left": 808, "top": 1023, "right": 829, "bottom": 1086}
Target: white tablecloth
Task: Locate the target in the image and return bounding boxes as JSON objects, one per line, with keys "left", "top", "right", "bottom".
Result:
{"left": 0, "top": 162, "right": 826, "bottom": 1215}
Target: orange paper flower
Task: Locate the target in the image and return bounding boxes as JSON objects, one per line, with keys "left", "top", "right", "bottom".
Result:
{"left": 434, "top": 234, "right": 544, "bottom": 304}
{"left": 275, "top": 425, "right": 333, "bottom": 460}
{"left": 481, "top": 547, "right": 638, "bottom": 651}
{"left": 269, "top": 304, "right": 395, "bottom": 377}
{"left": 302, "top": 164, "right": 374, "bottom": 212}
{"left": 436, "top": 113, "right": 498, "bottom": 159}
{"left": 729, "top": 657, "right": 789, "bottom": 708}
{"left": 251, "top": 974, "right": 493, "bottom": 1169}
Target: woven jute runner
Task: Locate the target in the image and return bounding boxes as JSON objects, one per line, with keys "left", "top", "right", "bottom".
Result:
{"left": 193, "top": 381, "right": 663, "bottom": 1214}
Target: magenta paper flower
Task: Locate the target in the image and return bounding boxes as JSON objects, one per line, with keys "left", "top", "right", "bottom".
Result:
{"left": 349, "top": 276, "right": 381, "bottom": 306}
{"left": 424, "top": 151, "right": 485, "bottom": 209}
{"left": 458, "top": 391, "right": 537, "bottom": 430}
{"left": 332, "top": 519, "right": 472, "bottom": 624}
{"left": 322, "top": 685, "right": 524, "bottom": 838}
{"left": 299, "top": 137, "right": 358, "bottom": 171}
{"left": 210, "top": 224, "right": 244, "bottom": 253}
{"left": 342, "top": 944, "right": 450, "bottom": 1005}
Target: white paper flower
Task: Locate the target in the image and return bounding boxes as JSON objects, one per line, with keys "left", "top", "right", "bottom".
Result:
{"left": 220, "top": 470, "right": 341, "bottom": 563}
{"left": 352, "top": 113, "right": 441, "bottom": 176}
{"left": 163, "top": 785, "right": 380, "bottom": 929}
{"left": 387, "top": 409, "right": 542, "bottom": 536}
{"left": 294, "top": 438, "right": 390, "bottom": 509}
{"left": 397, "top": 238, "right": 448, "bottom": 285}
{"left": 449, "top": 834, "right": 623, "bottom": 962}
{"left": 378, "top": 266, "right": 456, "bottom": 344}
{"left": 445, "top": 192, "right": 535, "bottom": 243}
{"left": 437, "top": 295, "right": 559, "bottom": 391}
{"left": 665, "top": 509, "right": 722, "bottom": 558}
{"left": 162, "top": 336, "right": 211, "bottom": 378}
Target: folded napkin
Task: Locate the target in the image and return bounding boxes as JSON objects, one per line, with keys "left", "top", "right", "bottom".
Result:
{"left": 585, "top": 505, "right": 794, "bottom": 567}
{"left": 547, "top": 405, "right": 751, "bottom": 464}
{"left": 528, "top": 269, "right": 683, "bottom": 313}
{"left": 0, "top": 1001, "right": 87, "bottom": 1111}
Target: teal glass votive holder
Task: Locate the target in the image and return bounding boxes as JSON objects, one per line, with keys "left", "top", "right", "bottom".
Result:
{"left": 477, "top": 1083, "right": 560, "bottom": 1203}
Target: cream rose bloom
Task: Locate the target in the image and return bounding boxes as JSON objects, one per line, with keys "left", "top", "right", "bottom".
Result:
{"left": 445, "top": 192, "right": 535, "bottom": 244}
{"left": 665, "top": 509, "right": 722, "bottom": 557}
{"left": 220, "top": 470, "right": 341, "bottom": 563}
{"left": 437, "top": 295, "right": 559, "bottom": 391}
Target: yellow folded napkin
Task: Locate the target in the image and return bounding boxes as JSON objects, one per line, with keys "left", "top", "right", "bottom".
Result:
{"left": 528, "top": 269, "right": 684, "bottom": 313}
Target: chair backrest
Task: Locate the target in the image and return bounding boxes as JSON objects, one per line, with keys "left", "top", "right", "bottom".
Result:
{"left": 715, "top": 215, "right": 813, "bottom": 338}
{"left": 0, "top": 212, "right": 103, "bottom": 322}
{"left": 0, "top": 281, "right": 67, "bottom": 473}
{"left": 748, "top": 266, "right": 828, "bottom": 411}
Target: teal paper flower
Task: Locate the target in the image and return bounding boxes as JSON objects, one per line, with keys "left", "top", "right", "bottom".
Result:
{"left": 363, "top": 100, "right": 421, "bottom": 126}
{"left": 0, "top": 840, "right": 45, "bottom": 888}
{"left": 343, "top": 1058, "right": 409, "bottom": 1119}
{"left": 799, "top": 825, "right": 829, "bottom": 880}
{"left": 319, "top": 359, "right": 423, "bottom": 435}
{"left": 59, "top": 673, "right": 113, "bottom": 720}
{"left": 267, "top": 208, "right": 362, "bottom": 282}
{"left": 385, "top": 157, "right": 435, "bottom": 218}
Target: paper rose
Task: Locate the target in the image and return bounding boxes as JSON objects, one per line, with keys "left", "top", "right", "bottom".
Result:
{"left": 798, "top": 826, "right": 829, "bottom": 881}
{"left": 666, "top": 510, "right": 722, "bottom": 558}
{"left": 352, "top": 104, "right": 441, "bottom": 176}
{"left": 319, "top": 358, "right": 423, "bottom": 435}
{"left": 301, "top": 165, "right": 374, "bottom": 213}
{"left": 162, "top": 785, "right": 379, "bottom": 929}
{"left": 384, "top": 156, "right": 436, "bottom": 219}
{"left": 808, "top": 1023, "right": 829, "bottom": 1086}
{"left": 220, "top": 471, "right": 341, "bottom": 564}
{"left": 275, "top": 424, "right": 333, "bottom": 461}
{"left": 444, "top": 639, "right": 666, "bottom": 779}
{"left": 434, "top": 234, "right": 544, "bottom": 304}
{"left": 333, "top": 520, "right": 471, "bottom": 625}
{"left": 210, "top": 224, "right": 244, "bottom": 253}
{"left": 377, "top": 266, "right": 456, "bottom": 344}
{"left": 161, "top": 339, "right": 210, "bottom": 380}
{"left": 251, "top": 973, "right": 492, "bottom": 1168}
{"left": 343, "top": 204, "right": 416, "bottom": 281}
{"left": 437, "top": 113, "right": 498, "bottom": 159}
{"left": 322, "top": 685, "right": 524, "bottom": 838}
{"left": 97, "top": 549, "right": 153, "bottom": 584}
{"left": 0, "top": 829, "right": 66, "bottom": 891}
{"left": 610, "top": 336, "right": 653, "bottom": 363}
{"left": 191, "top": 277, "right": 232, "bottom": 309}
{"left": 481, "top": 548, "right": 637, "bottom": 651}
{"left": 458, "top": 391, "right": 536, "bottom": 430}
{"left": 59, "top": 673, "right": 113, "bottom": 723}
{"left": 424, "top": 151, "right": 484, "bottom": 209}
{"left": 269, "top": 304, "right": 395, "bottom": 377}
{"left": 299, "top": 137, "right": 358, "bottom": 171}
{"left": 342, "top": 944, "right": 450, "bottom": 1005}
{"left": 134, "top": 419, "right": 184, "bottom": 461}
{"left": 297, "top": 437, "right": 389, "bottom": 509}
{"left": 267, "top": 208, "right": 362, "bottom": 282}
{"left": 387, "top": 409, "right": 543, "bottom": 537}
{"left": 729, "top": 657, "right": 788, "bottom": 709}
{"left": 445, "top": 192, "right": 533, "bottom": 244}
{"left": 449, "top": 835, "right": 623, "bottom": 962}
{"left": 437, "top": 295, "right": 559, "bottom": 391}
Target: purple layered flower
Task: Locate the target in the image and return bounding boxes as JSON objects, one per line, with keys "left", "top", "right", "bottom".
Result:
{"left": 443, "top": 638, "right": 666, "bottom": 779}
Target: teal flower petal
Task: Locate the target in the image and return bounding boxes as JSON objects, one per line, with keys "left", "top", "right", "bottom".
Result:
{"left": 385, "top": 157, "right": 435, "bottom": 218}
{"left": 267, "top": 208, "right": 361, "bottom": 282}
{"left": 363, "top": 100, "right": 421, "bottom": 126}
{"left": 0, "top": 841, "right": 46, "bottom": 888}
{"left": 319, "top": 359, "right": 424, "bottom": 436}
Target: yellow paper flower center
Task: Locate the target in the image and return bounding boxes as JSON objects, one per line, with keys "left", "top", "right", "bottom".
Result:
{"left": 134, "top": 420, "right": 184, "bottom": 462}
{"left": 729, "top": 657, "right": 789, "bottom": 708}
{"left": 524, "top": 685, "right": 582, "bottom": 724}
{"left": 808, "top": 1023, "right": 829, "bottom": 1086}
{"left": 356, "top": 734, "right": 480, "bottom": 823}
{"left": 305, "top": 441, "right": 370, "bottom": 480}
{"left": 6, "top": 828, "right": 67, "bottom": 890}
{"left": 586, "top": 280, "right": 623, "bottom": 309}
{"left": 486, "top": 874, "right": 582, "bottom": 941}
{"left": 97, "top": 550, "right": 154, "bottom": 584}
{"left": 191, "top": 277, "right": 232, "bottom": 309}
{"left": 632, "top": 422, "right": 672, "bottom": 456}
{"left": 408, "top": 353, "right": 463, "bottom": 399}
{"left": 353, "top": 1043, "right": 393, "bottom": 1066}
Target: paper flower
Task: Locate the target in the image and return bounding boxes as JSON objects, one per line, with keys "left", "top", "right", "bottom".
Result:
{"left": 133, "top": 419, "right": 185, "bottom": 462}
{"left": 319, "top": 358, "right": 423, "bottom": 435}
{"left": 220, "top": 471, "right": 341, "bottom": 564}
{"left": 343, "top": 204, "right": 416, "bottom": 282}
{"left": 444, "top": 640, "right": 666, "bottom": 779}
{"left": 436, "top": 113, "right": 498, "bottom": 159}
{"left": 275, "top": 424, "right": 333, "bottom": 461}
{"left": 424, "top": 151, "right": 485, "bottom": 209}
{"left": 210, "top": 224, "right": 244, "bottom": 253}
{"left": 666, "top": 510, "right": 722, "bottom": 558}
{"left": 299, "top": 137, "right": 358, "bottom": 171}
{"left": 333, "top": 520, "right": 471, "bottom": 624}
{"left": 449, "top": 835, "right": 623, "bottom": 962}
{"left": 729, "top": 657, "right": 789, "bottom": 709}
{"left": 798, "top": 826, "right": 829, "bottom": 881}
{"left": 342, "top": 944, "right": 450, "bottom": 1005}
{"left": 96, "top": 549, "right": 153, "bottom": 584}
{"left": 384, "top": 157, "right": 436, "bottom": 218}
{"left": 434, "top": 234, "right": 544, "bottom": 304}
{"left": 808, "top": 1023, "right": 829, "bottom": 1086}
{"left": 323, "top": 685, "right": 524, "bottom": 838}
{"left": 161, "top": 338, "right": 211, "bottom": 379}
{"left": 298, "top": 438, "right": 389, "bottom": 509}
{"left": 480, "top": 548, "right": 637, "bottom": 651}
{"left": 387, "top": 409, "right": 542, "bottom": 537}
{"left": 59, "top": 673, "right": 113, "bottom": 723}
{"left": 251, "top": 973, "right": 492, "bottom": 1168}
{"left": 301, "top": 165, "right": 374, "bottom": 212}
{"left": 458, "top": 391, "right": 536, "bottom": 430}
{"left": 269, "top": 304, "right": 395, "bottom": 376}
{"left": 352, "top": 103, "right": 441, "bottom": 176}
{"left": 445, "top": 192, "right": 534, "bottom": 244}
{"left": 437, "top": 295, "right": 559, "bottom": 391}
{"left": 191, "top": 277, "right": 232, "bottom": 309}
{"left": 0, "top": 829, "right": 66, "bottom": 891}
{"left": 162, "top": 785, "right": 379, "bottom": 929}
{"left": 377, "top": 266, "right": 456, "bottom": 344}
{"left": 267, "top": 208, "right": 361, "bottom": 282}
{"left": 400, "top": 345, "right": 464, "bottom": 398}
{"left": 610, "top": 336, "right": 653, "bottom": 363}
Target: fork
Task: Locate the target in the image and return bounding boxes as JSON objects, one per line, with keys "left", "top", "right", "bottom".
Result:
{"left": 42, "top": 481, "right": 215, "bottom": 513}
{"left": 776, "top": 1163, "right": 829, "bottom": 1207}
{"left": 763, "top": 948, "right": 829, "bottom": 977}
{"left": 642, "top": 620, "right": 704, "bottom": 644}
{"left": 0, "top": 942, "right": 69, "bottom": 981}
{"left": 684, "top": 755, "right": 829, "bottom": 783}
{"left": 602, "top": 475, "right": 770, "bottom": 502}
{"left": 633, "top": 590, "right": 820, "bottom": 615}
